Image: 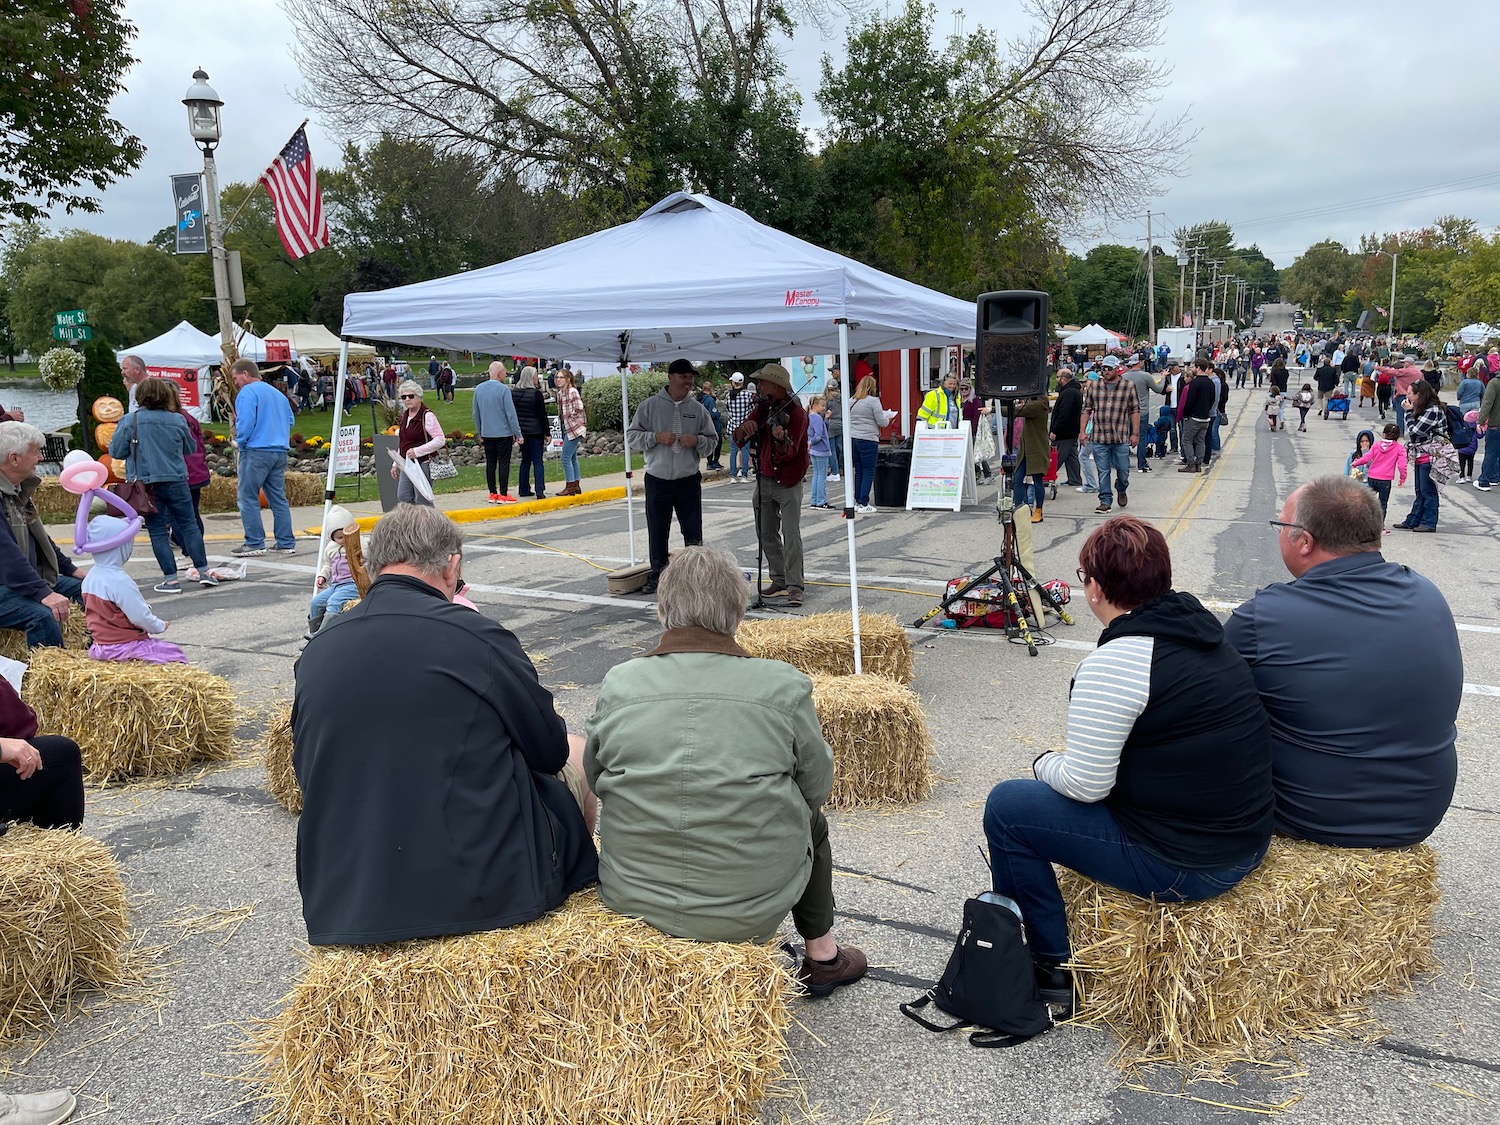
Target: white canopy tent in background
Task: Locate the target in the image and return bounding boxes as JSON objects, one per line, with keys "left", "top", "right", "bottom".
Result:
{"left": 116, "top": 321, "right": 274, "bottom": 420}
{"left": 1456, "top": 323, "right": 1499, "bottom": 346}
{"left": 1059, "top": 323, "right": 1118, "bottom": 347}
{"left": 332, "top": 192, "right": 976, "bottom": 670}
{"left": 265, "top": 323, "right": 377, "bottom": 364}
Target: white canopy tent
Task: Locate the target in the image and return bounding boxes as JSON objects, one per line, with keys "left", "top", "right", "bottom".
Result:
{"left": 116, "top": 321, "right": 273, "bottom": 419}
{"left": 1456, "top": 323, "right": 1499, "bottom": 346}
{"left": 265, "top": 323, "right": 377, "bottom": 364}
{"left": 331, "top": 192, "right": 976, "bottom": 670}
{"left": 1059, "top": 323, "right": 1117, "bottom": 347}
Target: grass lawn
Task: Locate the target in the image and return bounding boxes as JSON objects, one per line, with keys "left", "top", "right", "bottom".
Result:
{"left": 203, "top": 390, "right": 495, "bottom": 445}
{"left": 0, "top": 362, "right": 41, "bottom": 380}
{"left": 332, "top": 454, "right": 627, "bottom": 503}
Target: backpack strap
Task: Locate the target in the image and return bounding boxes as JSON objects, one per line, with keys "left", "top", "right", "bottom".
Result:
{"left": 899, "top": 992, "right": 970, "bottom": 1034}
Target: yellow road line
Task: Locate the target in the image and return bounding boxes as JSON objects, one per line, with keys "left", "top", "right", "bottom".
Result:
{"left": 1163, "top": 398, "right": 1249, "bottom": 545}
{"left": 300, "top": 486, "right": 627, "bottom": 534}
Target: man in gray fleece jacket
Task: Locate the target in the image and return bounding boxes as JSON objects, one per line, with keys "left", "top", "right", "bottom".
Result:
{"left": 625, "top": 359, "right": 721, "bottom": 594}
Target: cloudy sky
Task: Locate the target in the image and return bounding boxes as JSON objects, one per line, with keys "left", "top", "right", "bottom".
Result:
{"left": 56, "top": 0, "right": 1500, "bottom": 268}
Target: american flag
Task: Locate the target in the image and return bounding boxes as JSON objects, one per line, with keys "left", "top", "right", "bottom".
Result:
{"left": 259, "top": 126, "right": 330, "bottom": 259}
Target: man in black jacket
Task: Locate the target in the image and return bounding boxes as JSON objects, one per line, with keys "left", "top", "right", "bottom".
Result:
{"left": 1177, "top": 360, "right": 1218, "bottom": 473}
{"left": 292, "top": 504, "right": 598, "bottom": 945}
{"left": 1048, "top": 368, "right": 1084, "bottom": 487}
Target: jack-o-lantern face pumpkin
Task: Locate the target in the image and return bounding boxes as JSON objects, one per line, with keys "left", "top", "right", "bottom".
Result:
{"left": 92, "top": 397, "right": 125, "bottom": 422}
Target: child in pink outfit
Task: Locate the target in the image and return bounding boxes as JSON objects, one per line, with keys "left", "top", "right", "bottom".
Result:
{"left": 1351, "top": 423, "right": 1408, "bottom": 518}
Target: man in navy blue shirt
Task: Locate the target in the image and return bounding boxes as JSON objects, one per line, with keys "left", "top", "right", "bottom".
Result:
{"left": 1226, "top": 476, "right": 1460, "bottom": 847}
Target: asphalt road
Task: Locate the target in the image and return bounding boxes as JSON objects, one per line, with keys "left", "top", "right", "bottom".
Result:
{"left": 1260, "top": 301, "right": 1301, "bottom": 335}
{"left": 8, "top": 382, "right": 1499, "bottom": 1124}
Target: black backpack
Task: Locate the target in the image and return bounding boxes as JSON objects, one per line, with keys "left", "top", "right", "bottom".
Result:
{"left": 1446, "top": 404, "right": 1474, "bottom": 449}
{"left": 900, "top": 895, "right": 1054, "bottom": 1048}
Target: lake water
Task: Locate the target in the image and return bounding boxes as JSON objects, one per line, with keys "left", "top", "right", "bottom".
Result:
{"left": 0, "top": 383, "right": 92, "bottom": 435}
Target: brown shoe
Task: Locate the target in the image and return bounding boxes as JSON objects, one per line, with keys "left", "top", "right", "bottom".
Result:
{"left": 1030, "top": 509, "right": 1043, "bottom": 524}
{"left": 797, "top": 944, "right": 868, "bottom": 997}
{"left": 783, "top": 586, "right": 803, "bottom": 607}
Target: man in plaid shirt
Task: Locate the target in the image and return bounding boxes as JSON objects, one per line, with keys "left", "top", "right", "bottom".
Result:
{"left": 724, "top": 372, "right": 759, "bottom": 481}
{"left": 1083, "top": 360, "right": 1141, "bottom": 514}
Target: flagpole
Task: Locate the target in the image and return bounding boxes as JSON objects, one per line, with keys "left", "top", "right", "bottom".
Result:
{"left": 221, "top": 118, "right": 310, "bottom": 238}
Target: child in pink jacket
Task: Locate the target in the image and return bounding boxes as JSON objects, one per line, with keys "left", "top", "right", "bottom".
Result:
{"left": 1351, "top": 423, "right": 1408, "bottom": 519}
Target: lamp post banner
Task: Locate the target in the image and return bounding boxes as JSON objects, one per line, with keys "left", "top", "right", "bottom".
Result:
{"left": 173, "top": 173, "right": 208, "bottom": 254}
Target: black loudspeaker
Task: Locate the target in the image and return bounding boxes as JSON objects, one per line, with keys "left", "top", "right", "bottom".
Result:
{"left": 976, "top": 290, "right": 1050, "bottom": 399}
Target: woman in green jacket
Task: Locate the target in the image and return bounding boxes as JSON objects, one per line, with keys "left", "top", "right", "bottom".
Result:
{"left": 584, "top": 546, "right": 868, "bottom": 997}
{"left": 1012, "top": 396, "right": 1052, "bottom": 522}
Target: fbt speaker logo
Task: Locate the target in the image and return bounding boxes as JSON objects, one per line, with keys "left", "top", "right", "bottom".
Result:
{"left": 784, "top": 289, "right": 820, "bottom": 307}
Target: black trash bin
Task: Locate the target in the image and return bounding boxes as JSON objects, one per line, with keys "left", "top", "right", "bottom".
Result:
{"left": 874, "top": 443, "right": 912, "bottom": 508}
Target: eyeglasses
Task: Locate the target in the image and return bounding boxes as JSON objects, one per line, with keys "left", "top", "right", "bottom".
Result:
{"left": 1075, "top": 568, "right": 1089, "bottom": 585}
{"left": 1268, "top": 520, "right": 1304, "bottom": 533}
{"left": 400, "top": 394, "right": 417, "bottom": 399}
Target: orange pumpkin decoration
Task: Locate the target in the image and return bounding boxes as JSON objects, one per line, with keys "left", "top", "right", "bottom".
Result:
{"left": 92, "top": 397, "right": 125, "bottom": 422}
{"left": 94, "top": 422, "right": 117, "bottom": 449}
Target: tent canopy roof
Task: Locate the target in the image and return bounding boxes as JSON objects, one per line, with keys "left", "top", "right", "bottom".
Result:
{"left": 340, "top": 192, "right": 975, "bottom": 362}
{"left": 266, "top": 324, "right": 376, "bottom": 361}
{"left": 117, "top": 321, "right": 274, "bottom": 366}
{"left": 1456, "top": 323, "right": 1499, "bottom": 345}
{"left": 1060, "top": 323, "right": 1117, "bottom": 346}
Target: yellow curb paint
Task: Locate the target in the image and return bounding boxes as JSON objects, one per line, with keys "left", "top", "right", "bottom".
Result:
{"left": 301, "top": 487, "right": 629, "bottom": 535}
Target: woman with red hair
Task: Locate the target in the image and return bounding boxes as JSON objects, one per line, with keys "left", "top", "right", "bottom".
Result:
{"left": 983, "top": 516, "right": 1273, "bottom": 1011}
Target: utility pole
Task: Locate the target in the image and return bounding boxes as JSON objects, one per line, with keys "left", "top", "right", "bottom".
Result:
{"left": 1145, "top": 211, "right": 1156, "bottom": 343}
{"left": 1190, "top": 248, "right": 1202, "bottom": 348}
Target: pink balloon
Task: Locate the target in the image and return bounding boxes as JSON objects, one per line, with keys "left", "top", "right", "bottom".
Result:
{"left": 59, "top": 461, "right": 109, "bottom": 495}
{"left": 73, "top": 488, "right": 143, "bottom": 556}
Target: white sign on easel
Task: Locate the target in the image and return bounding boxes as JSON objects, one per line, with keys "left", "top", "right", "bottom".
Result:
{"left": 906, "top": 423, "right": 978, "bottom": 512}
{"left": 334, "top": 424, "right": 361, "bottom": 474}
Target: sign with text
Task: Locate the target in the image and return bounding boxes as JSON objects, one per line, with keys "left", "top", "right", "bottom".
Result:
{"left": 265, "top": 339, "right": 291, "bottom": 363}
{"left": 906, "top": 424, "right": 977, "bottom": 512}
{"left": 52, "top": 324, "right": 92, "bottom": 342}
{"left": 54, "top": 309, "right": 87, "bottom": 326}
{"left": 334, "top": 424, "right": 361, "bottom": 474}
{"left": 146, "top": 365, "right": 201, "bottom": 413}
{"left": 172, "top": 173, "right": 207, "bottom": 254}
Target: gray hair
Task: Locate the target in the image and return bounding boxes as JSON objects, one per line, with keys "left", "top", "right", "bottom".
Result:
{"left": 120, "top": 354, "right": 147, "bottom": 378}
{"left": 396, "top": 379, "right": 424, "bottom": 399}
{"left": 515, "top": 365, "right": 538, "bottom": 389}
{"left": 366, "top": 504, "right": 465, "bottom": 577}
{"left": 655, "top": 546, "right": 747, "bottom": 636}
{"left": 1290, "top": 477, "right": 1382, "bottom": 555}
{"left": 0, "top": 421, "right": 45, "bottom": 462}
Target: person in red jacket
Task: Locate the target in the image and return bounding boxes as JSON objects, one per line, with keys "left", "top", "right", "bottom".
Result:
{"left": 733, "top": 363, "right": 810, "bottom": 607}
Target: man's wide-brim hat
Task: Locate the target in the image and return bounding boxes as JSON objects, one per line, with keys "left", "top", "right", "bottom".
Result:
{"left": 752, "top": 362, "right": 793, "bottom": 392}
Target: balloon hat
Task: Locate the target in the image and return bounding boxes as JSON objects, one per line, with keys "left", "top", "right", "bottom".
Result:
{"left": 59, "top": 450, "right": 142, "bottom": 555}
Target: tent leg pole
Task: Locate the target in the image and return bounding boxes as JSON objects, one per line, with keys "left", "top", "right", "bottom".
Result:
{"left": 315, "top": 340, "right": 351, "bottom": 596}
{"left": 838, "top": 320, "right": 862, "bottom": 675}
{"left": 618, "top": 339, "right": 635, "bottom": 566}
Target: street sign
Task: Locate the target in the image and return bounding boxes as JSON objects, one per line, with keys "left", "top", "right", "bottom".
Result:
{"left": 52, "top": 324, "right": 93, "bottom": 342}
{"left": 54, "top": 309, "right": 87, "bottom": 327}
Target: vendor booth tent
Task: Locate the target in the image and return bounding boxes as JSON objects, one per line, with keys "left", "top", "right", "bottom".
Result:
{"left": 1059, "top": 323, "right": 1117, "bottom": 347}
{"left": 334, "top": 192, "right": 976, "bottom": 671}
{"left": 115, "top": 321, "right": 272, "bottom": 420}
{"left": 1457, "top": 323, "right": 1499, "bottom": 346}
{"left": 265, "top": 324, "right": 376, "bottom": 364}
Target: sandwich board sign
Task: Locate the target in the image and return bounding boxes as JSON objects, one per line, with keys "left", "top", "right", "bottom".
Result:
{"left": 906, "top": 423, "right": 977, "bottom": 512}
{"left": 334, "top": 424, "right": 362, "bottom": 474}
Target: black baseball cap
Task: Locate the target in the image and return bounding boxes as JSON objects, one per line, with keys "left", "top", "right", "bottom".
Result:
{"left": 667, "top": 359, "right": 699, "bottom": 377}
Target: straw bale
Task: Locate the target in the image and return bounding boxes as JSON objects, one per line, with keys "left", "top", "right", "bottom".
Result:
{"left": 1059, "top": 838, "right": 1440, "bottom": 1064}
{"left": 264, "top": 703, "right": 301, "bottom": 814}
{"left": 809, "top": 674, "right": 933, "bottom": 807}
{"left": 283, "top": 472, "right": 324, "bottom": 508}
{"left": 0, "top": 825, "right": 130, "bottom": 1040}
{"left": 198, "top": 471, "right": 322, "bottom": 513}
{"left": 0, "top": 610, "right": 90, "bottom": 664}
{"left": 30, "top": 479, "right": 77, "bottom": 521}
{"left": 22, "top": 648, "right": 237, "bottom": 783}
{"left": 739, "top": 612, "right": 913, "bottom": 683}
{"left": 201, "top": 475, "right": 238, "bottom": 512}
{"left": 244, "top": 888, "right": 797, "bottom": 1125}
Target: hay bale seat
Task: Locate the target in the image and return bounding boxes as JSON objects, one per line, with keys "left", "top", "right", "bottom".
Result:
{"left": 0, "top": 610, "right": 90, "bottom": 664}
{"left": 245, "top": 889, "right": 797, "bottom": 1125}
{"left": 810, "top": 673, "right": 933, "bottom": 807}
{"left": 738, "top": 611, "right": 913, "bottom": 683}
{"left": 21, "top": 648, "right": 236, "bottom": 783}
{"left": 264, "top": 703, "right": 301, "bottom": 814}
{"left": 0, "top": 825, "right": 129, "bottom": 1040}
{"left": 1059, "top": 838, "right": 1440, "bottom": 1064}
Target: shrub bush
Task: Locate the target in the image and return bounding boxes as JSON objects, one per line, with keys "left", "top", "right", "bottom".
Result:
{"left": 582, "top": 372, "right": 668, "bottom": 431}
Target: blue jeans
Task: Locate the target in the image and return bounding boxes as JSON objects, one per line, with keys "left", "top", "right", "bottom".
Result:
{"left": 827, "top": 437, "right": 843, "bottom": 476}
{"left": 0, "top": 576, "right": 84, "bottom": 649}
{"left": 810, "top": 454, "right": 828, "bottom": 506}
{"left": 1091, "top": 442, "right": 1130, "bottom": 506}
{"left": 1137, "top": 417, "right": 1153, "bottom": 468}
{"left": 1394, "top": 397, "right": 1407, "bottom": 435}
{"left": 1012, "top": 455, "right": 1045, "bottom": 509}
{"left": 518, "top": 436, "right": 546, "bottom": 496}
{"left": 983, "top": 779, "right": 1268, "bottom": 960}
{"left": 561, "top": 435, "right": 581, "bottom": 482}
{"left": 237, "top": 448, "right": 295, "bottom": 550}
{"left": 1209, "top": 412, "right": 1222, "bottom": 455}
{"left": 1478, "top": 427, "right": 1500, "bottom": 486}
{"left": 1402, "top": 461, "right": 1439, "bottom": 528}
{"left": 852, "top": 438, "right": 879, "bottom": 505}
{"left": 1368, "top": 477, "right": 1392, "bottom": 514}
{"left": 143, "top": 479, "right": 207, "bottom": 577}
{"left": 730, "top": 440, "right": 751, "bottom": 477}
{"left": 309, "top": 579, "right": 361, "bottom": 631}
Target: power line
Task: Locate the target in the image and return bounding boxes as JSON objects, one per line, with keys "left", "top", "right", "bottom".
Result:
{"left": 1232, "top": 171, "right": 1500, "bottom": 231}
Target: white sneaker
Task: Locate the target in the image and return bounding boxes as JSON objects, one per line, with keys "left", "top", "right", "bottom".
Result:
{"left": 827, "top": 474, "right": 842, "bottom": 482}
{"left": 856, "top": 503, "right": 877, "bottom": 514}
{"left": 0, "top": 1087, "right": 77, "bottom": 1125}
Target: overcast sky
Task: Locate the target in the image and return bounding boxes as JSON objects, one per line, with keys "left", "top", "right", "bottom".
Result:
{"left": 54, "top": 0, "right": 1500, "bottom": 269}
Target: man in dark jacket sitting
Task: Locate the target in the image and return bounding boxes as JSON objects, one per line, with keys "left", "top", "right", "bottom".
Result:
{"left": 0, "top": 422, "right": 83, "bottom": 648}
{"left": 292, "top": 504, "right": 598, "bottom": 945}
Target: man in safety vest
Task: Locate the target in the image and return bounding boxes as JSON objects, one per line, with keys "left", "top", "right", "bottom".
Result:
{"left": 919, "top": 375, "right": 962, "bottom": 428}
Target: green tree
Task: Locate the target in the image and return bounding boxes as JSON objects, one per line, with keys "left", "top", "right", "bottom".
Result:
{"left": 72, "top": 338, "right": 129, "bottom": 455}
{"left": 0, "top": 1, "right": 145, "bottom": 220}
{"left": 1432, "top": 230, "right": 1500, "bottom": 339}
{"left": 1065, "top": 244, "right": 1165, "bottom": 334}
{"left": 1280, "top": 240, "right": 1358, "bottom": 322}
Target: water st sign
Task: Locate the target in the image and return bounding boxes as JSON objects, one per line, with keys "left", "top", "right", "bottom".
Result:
{"left": 54, "top": 310, "right": 87, "bottom": 327}
{"left": 52, "top": 324, "right": 93, "bottom": 342}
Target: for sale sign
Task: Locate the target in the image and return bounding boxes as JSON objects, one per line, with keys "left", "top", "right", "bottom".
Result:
{"left": 334, "top": 424, "right": 361, "bottom": 474}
